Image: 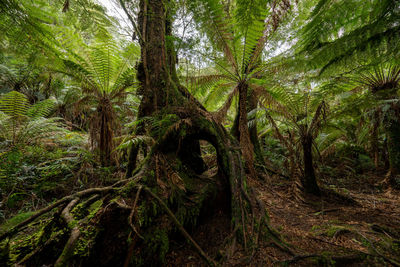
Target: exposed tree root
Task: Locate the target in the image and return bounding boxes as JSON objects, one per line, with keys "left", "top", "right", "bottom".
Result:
{"left": 0, "top": 185, "right": 121, "bottom": 242}
{"left": 54, "top": 198, "right": 81, "bottom": 267}
{"left": 142, "top": 185, "right": 217, "bottom": 266}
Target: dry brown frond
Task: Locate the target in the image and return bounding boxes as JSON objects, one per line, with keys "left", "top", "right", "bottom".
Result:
{"left": 212, "top": 86, "right": 238, "bottom": 123}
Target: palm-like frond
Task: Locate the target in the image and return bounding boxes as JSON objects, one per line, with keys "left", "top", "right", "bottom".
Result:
{"left": 0, "top": 91, "right": 29, "bottom": 119}
{"left": 297, "top": 0, "right": 400, "bottom": 77}
{"left": 26, "top": 98, "right": 56, "bottom": 119}
{"left": 358, "top": 65, "right": 400, "bottom": 94}
{"left": 0, "top": 91, "right": 66, "bottom": 146}
{"left": 59, "top": 30, "right": 139, "bottom": 98}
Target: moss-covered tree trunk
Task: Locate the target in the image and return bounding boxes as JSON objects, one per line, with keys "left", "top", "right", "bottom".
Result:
{"left": 1, "top": 1, "right": 271, "bottom": 266}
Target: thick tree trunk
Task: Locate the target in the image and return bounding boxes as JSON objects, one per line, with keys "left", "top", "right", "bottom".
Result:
{"left": 300, "top": 134, "right": 320, "bottom": 195}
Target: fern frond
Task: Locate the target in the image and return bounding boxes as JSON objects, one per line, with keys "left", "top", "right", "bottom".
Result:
{"left": 0, "top": 91, "right": 29, "bottom": 119}
{"left": 26, "top": 98, "right": 57, "bottom": 119}
{"left": 188, "top": 0, "right": 238, "bottom": 73}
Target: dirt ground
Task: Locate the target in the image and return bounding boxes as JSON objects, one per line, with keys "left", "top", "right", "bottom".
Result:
{"left": 167, "top": 171, "right": 400, "bottom": 266}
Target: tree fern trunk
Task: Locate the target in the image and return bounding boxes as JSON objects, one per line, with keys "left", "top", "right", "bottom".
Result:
{"left": 301, "top": 134, "right": 320, "bottom": 195}
{"left": 383, "top": 112, "right": 400, "bottom": 187}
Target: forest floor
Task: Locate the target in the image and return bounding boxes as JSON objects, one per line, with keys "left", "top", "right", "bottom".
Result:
{"left": 167, "top": 170, "right": 400, "bottom": 266}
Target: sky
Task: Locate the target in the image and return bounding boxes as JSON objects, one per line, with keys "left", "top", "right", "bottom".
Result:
{"left": 97, "top": 0, "right": 132, "bottom": 38}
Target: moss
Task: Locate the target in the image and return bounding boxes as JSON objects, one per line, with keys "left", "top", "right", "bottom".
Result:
{"left": 119, "top": 180, "right": 138, "bottom": 197}
{"left": 0, "top": 211, "right": 36, "bottom": 234}
{"left": 325, "top": 225, "right": 346, "bottom": 238}
{"left": 143, "top": 228, "right": 169, "bottom": 265}
{"left": 73, "top": 225, "right": 98, "bottom": 257}
{"left": 87, "top": 200, "right": 103, "bottom": 220}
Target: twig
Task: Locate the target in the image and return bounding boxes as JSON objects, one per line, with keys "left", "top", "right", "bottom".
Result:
{"left": 356, "top": 231, "right": 400, "bottom": 267}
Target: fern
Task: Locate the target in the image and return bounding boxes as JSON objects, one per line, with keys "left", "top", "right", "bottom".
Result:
{"left": 296, "top": 0, "right": 400, "bottom": 77}
{"left": 0, "top": 91, "right": 29, "bottom": 119}
{"left": 26, "top": 98, "right": 57, "bottom": 119}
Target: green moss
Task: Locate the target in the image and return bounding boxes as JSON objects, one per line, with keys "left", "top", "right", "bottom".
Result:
{"left": 119, "top": 180, "right": 138, "bottom": 197}
{"left": 144, "top": 228, "right": 169, "bottom": 264}
{"left": 74, "top": 225, "right": 98, "bottom": 257}
{"left": 325, "top": 225, "right": 346, "bottom": 238}
{"left": 0, "top": 211, "right": 36, "bottom": 234}
{"left": 87, "top": 200, "right": 103, "bottom": 220}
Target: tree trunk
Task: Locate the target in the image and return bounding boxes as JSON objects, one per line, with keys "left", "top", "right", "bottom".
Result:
{"left": 97, "top": 98, "right": 114, "bottom": 166}
{"left": 371, "top": 110, "right": 379, "bottom": 168}
{"left": 231, "top": 83, "right": 262, "bottom": 178}
{"left": 383, "top": 112, "right": 400, "bottom": 187}
{"left": 300, "top": 134, "right": 320, "bottom": 195}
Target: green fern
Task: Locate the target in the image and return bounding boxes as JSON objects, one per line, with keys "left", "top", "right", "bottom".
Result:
{"left": 26, "top": 98, "right": 57, "bottom": 118}
{"left": 0, "top": 91, "right": 29, "bottom": 119}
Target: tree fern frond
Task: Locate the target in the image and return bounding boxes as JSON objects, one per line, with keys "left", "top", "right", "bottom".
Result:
{"left": 0, "top": 91, "right": 29, "bottom": 119}
{"left": 26, "top": 98, "right": 57, "bottom": 119}
{"left": 188, "top": 0, "right": 238, "bottom": 73}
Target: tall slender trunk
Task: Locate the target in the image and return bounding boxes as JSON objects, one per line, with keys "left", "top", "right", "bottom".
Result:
{"left": 237, "top": 82, "right": 257, "bottom": 178}
{"left": 301, "top": 133, "right": 320, "bottom": 195}
{"left": 231, "top": 83, "right": 262, "bottom": 177}
{"left": 383, "top": 113, "right": 400, "bottom": 187}
{"left": 371, "top": 110, "right": 380, "bottom": 168}
{"left": 98, "top": 98, "right": 113, "bottom": 166}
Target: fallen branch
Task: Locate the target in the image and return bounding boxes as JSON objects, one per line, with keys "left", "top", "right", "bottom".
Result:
{"left": 255, "top": 164, "right": 290, "bottom": 179}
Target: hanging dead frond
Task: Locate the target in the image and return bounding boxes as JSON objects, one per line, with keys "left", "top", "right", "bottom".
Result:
{"left": 212, "top": 85, "right": 238, "bottom": 123}
{"left": 308, "top": 100, "right": 327, "bottom": 137}
{"left": 62, "top": 0, "right": 70, "bottom": 12}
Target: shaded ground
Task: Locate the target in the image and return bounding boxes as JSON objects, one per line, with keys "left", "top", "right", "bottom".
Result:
{"left": 167, "top": 171, "right": 400, "bottom": 266}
